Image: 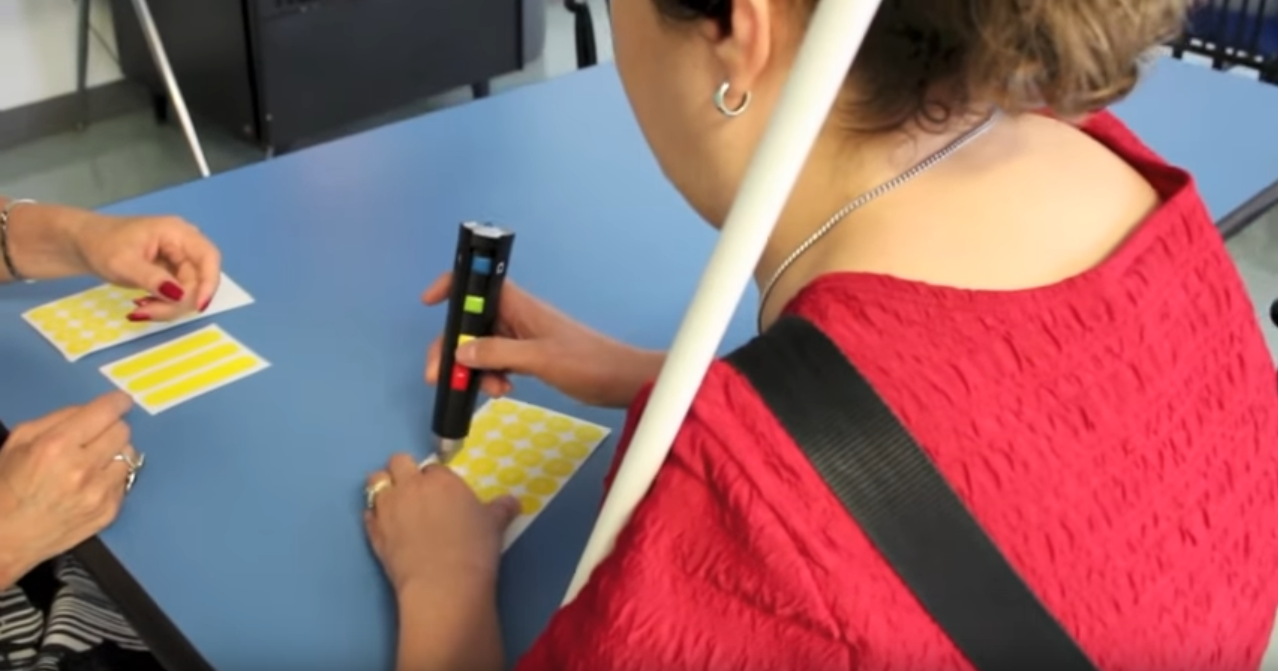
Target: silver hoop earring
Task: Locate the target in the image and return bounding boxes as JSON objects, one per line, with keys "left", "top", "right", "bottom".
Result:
{"left": 713, "top": 80, "right": 751, "bottom": 117}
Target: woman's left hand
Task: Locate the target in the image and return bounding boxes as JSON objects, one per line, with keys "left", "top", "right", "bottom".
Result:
{"left": 364, "top": 454, "right": 520, "bottom": 598}
{"left": 73, "top": 214, "right": 222, "bottom": 322}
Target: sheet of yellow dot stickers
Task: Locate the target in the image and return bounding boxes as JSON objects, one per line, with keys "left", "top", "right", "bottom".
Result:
{"left": 21, "top": 273, "right": 253, "bottom": 362}
{"left": 99, "top": 324, "right": 270, "bottom": 414}
{"left": 449, "top": 398, "right": 612, "bottom": 552}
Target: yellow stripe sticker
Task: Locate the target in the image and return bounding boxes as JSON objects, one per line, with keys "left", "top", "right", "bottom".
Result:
{"left": 99, "top": 325, "right": 269, "bottom": 415}
{"left": 125, "top": 342, "right": 242, "bottom": 393}
{"left": 107, "top": 328, "right": 222, "bottom": 379}
{"left": 140, "top": 355, "right": 260, "bottom": 408}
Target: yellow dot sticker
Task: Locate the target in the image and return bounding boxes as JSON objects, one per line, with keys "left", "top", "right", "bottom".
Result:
{"left": 476, "top": 485, "right": 507, "bottom": 503}
{"left": 519, "top": 496, "right": 543, "bottom": 515}
{"left": 530, "top": 432, "right": 559, "bottom": 449}
{"left": 546, "top": 416, "right": 574, "bottom": 432}
{"left": 491, "top": 399, "right": 519, "bottom": 415}
{"left": 446, "top": 399, "right": 611, "bottom": 553}
{"left": 560, "top": 441, "right": 591, "bottom": 460}
{"left": 527, "top": 477, "right": 558, "bottom": 496}
{"left": 542, "top": 459, "right": 574, "bottom": 478}
{"left": 484, "top": 439, "right": 515, "bottom": 458}
{"left": 517, "top": 406, "right": 547, "bottom": 423}
{"left": 500, "top": 422, "right": 532, "bottom": 440}
{"left": 574, "top": 425, "right": 605, "bottom": 442}
{"left": 514, "top": 450, "right": 543, "bottom": 467}
{"left": 23, "top": 274, "right": 251, "bottom": 362}
{"left": 469, "top": 456, "right": 499, "bottom": 476}
{"left": 497, "top": 468, "right": 527, "bottom": 486}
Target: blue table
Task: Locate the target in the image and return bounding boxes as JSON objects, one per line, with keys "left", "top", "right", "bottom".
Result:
{"left": 1, "top": 58, "right": 1276, "bottom": 671}
{"left": 1111, "top": 56, "right": 1278, "bottom": 229}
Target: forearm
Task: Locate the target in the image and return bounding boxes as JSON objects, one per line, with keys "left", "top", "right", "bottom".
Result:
{"left": 601, "top": 345, "right": 666, "bottom": 409}
{"left": 395, "top": 580, "right": 506, "bottom": 671}
{"left": 0, "top": 197, "right": 92, "bottom": 283}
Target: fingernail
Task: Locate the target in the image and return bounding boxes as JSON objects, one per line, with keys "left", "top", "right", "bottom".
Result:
{"left": 159, "top": 281, "right": 185, "bottom": 301}
{"left": 455, "top": 342, "right": 475, "bottom": 364}
{"left": 127, "top": 311, "right": 151, "bottom": 322}
{"left": 198, "top": 297, "right": 211, "bottom": 312}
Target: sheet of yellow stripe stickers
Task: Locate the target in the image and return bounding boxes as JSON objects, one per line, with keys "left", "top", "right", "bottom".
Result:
{"left": 450, "top": 398, "right": 611, "bottom": 551}
{"left": 99, "top": 324, "right": 270, "bottom": 414}
{"left": 22, "top": 273, "right": 253, "bottom": 362}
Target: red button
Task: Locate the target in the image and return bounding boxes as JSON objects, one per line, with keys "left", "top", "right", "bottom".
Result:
{"left": 450, "top": 364, "right": 471, "bottom": 391}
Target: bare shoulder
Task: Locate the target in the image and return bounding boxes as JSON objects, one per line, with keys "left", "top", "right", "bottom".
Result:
{"left": 859, "top": 113, "right": 1165, "bottom": 291}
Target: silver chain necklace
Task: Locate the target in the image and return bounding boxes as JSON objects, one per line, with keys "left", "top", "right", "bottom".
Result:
{"left": 756, "top": 111, "right": 1001, "bottom": 332}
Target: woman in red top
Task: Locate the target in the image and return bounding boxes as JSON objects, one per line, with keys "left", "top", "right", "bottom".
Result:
{"left": 363, "top": 0, "right": 1278, "bottom": 668}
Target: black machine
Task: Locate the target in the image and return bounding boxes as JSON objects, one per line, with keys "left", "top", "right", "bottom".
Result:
{"left": 108, "top": 0, "right": 541, "bottom": 155}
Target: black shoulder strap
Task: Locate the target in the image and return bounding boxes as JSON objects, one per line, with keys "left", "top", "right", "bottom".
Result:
{"left": 725, "top": 316, "right": 1100, "bottom": 671}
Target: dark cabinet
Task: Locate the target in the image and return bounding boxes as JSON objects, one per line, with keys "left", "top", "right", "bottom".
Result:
{"left": 109, "top": 0, "right": 538, "bottom": 153}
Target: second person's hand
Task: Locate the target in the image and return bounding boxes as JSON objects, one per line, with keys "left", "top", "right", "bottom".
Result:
{"left": 72, "top": 213, "right": 222, "bottom": 322}
{"left": 0, "top": 392, "right": 139, "bottom": 587}
{"left": 422, "top": 272, "right": 664, "bottom": 409}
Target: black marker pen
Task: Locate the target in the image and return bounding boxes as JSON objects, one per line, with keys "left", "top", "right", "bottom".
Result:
{"left": 430, "top": 221, "right": 515, "bottom": 464}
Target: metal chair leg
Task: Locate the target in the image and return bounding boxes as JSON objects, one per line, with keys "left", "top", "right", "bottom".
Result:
{"left": 76, "top": 0, "right": 91, "bottom": 130}
{"left": 565, "top": 0, "right": 597, "bottom": 70}
{"left": 129, "top": 0, "right": 211, "bottom": 178}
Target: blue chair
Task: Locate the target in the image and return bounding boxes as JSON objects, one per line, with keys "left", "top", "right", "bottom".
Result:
{"left": 1171, "top": 0, "right": 1278, "bottom": 84}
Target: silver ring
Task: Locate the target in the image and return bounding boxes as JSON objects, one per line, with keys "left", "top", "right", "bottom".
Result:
{"left": 114, "top": 452, "right": 145, "bottom": 492}
{"left": 365, "top": 478, "right": 392, "bottom": 510}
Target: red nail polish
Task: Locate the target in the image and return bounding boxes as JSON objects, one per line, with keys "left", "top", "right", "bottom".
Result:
{"left": 199, "top": 297, "right": 211, "bottom": 312}
{"left": 127, "top": 311, "right": 151, "bottom": 322}
{"left": 159, "top": 281, "right": 184, "bottom": 301}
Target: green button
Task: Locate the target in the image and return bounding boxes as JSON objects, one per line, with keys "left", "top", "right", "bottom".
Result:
{"left": 463, "top": 295, "right": 485, "bottom": 314}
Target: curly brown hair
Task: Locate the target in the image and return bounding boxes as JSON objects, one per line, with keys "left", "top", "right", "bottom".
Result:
{"left": 653, "top": 0, "right": 1192, "bottom": 132}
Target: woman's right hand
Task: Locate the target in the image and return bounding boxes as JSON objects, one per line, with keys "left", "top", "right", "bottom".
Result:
{"left": 422, "top": 272, "right": 664, "bottom": 409}
{"left": 0, "top": 392, "right": 139, "bottom": 586}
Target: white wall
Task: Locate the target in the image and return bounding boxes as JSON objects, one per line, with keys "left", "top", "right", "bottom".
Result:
{"left": 0, "top": 0, "right": 124, "bottom": 112}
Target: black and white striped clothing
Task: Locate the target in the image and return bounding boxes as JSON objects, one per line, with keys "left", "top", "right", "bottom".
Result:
{"left": 0, "top": 555, "right": 147, "bottom": 671}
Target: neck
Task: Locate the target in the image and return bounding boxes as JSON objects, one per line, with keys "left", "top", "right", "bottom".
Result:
{"left": 751, "top": 116, "right": 987, "bottom": 329}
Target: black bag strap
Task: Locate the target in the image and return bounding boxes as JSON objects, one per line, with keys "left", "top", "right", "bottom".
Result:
{"left": 724, "top": 315, "right": 1100, "bottom": 671}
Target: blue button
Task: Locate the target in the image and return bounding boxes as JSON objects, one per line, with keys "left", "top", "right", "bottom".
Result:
{"left": 471, "top": 255, "right": 492, "bottom": 275}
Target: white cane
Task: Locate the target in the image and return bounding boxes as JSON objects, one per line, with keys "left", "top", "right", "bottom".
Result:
{"left": 563, "top": 0, "right": 888, "bottom": 604}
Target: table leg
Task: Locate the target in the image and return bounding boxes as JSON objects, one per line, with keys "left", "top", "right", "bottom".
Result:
{"left": 76, "top": 0, "right": 91, "bottom": 130}
{"left": 129, "top": 0, "right": 211, "bottom": 178}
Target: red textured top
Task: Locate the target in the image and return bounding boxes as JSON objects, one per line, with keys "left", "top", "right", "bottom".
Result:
{"left": 516, "top": 111, "right": 1278, "bottom": 671}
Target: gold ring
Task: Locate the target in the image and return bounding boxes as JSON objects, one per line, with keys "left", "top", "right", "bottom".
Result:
{"left": 365, "top": 478, "right": 392, "bottom": 510}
